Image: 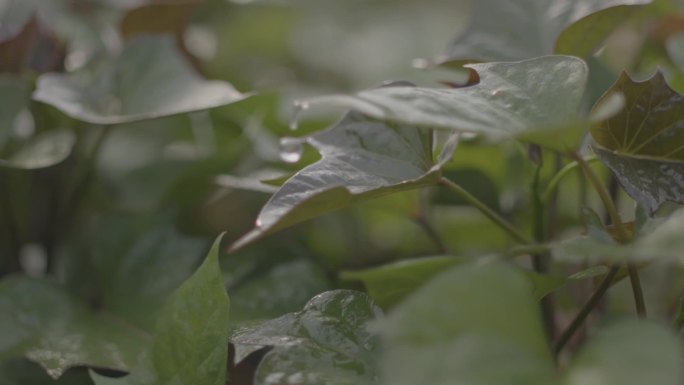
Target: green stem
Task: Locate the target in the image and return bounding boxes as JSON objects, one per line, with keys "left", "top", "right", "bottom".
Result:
{"left": 0, "top": 170, "right": 21, "bottom": 274}
{"left": 505, "top": 244, "right": 551, "bottom": 258}
{"left": 542, "top": 155, "right": 598, "bottom": 204}
{"left": 554, "top": 265, "right": 620, "bottom": 356}
{"left": 673, "top": 297, "right": 684, "bottom": 331}
{"left": 414, "top": 215, "right": 448, "bottom": 254}
{"left": 439, "top": 177, "right": 531, "bottom": 245}
{"left": 573, "top": 153, "right": 647, "bottom": 317}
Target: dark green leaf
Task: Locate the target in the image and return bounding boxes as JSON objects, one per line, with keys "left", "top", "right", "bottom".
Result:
{"left": 120, "top": 2, "right": 196, "bottom": 41}
{"left": 0, "top": 277, "right": 145, "bottom": 379}
{"left": 230, "top": 290, "right": 382, "bottom": 385}
{"left": 0, "top": 76, "right": 30, "bottom": 148}
{"left": 441, "top": 0, "right": 650, "bottom": 64}
{"left": 379, "top": 262, "right": 555, "bottom": 385}
{"left": 304, "top": 56, "right": 588, "bottom": 151}
{"left": 340, "top": 256, "right": 462, "bottom": 309}
{"left": 591, "top": 71, "right": 684, "bottom": 212}
{"left": 230, "top": 110, "right": 456, "bottom": 250}
{"left": 33, "top": 36, "right": 248, "bottom": 125}
{"left": 565, "top": 320, "right": 684, "bottom": 385}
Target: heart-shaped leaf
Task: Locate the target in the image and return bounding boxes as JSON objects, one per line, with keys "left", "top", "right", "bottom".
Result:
{"left": 301, "top": 56, "right": 588, "bottom": 151}
{"left": 33, "top": 36, "right": 248, "bottom": 125}
{"left": 379, "top": 262, "right": 555, "bottom": 385}
{"left": 441, "top": 0, "right": 650, "bottom": 64}
{"left": 230, "top": 290, "right": 382, "bottom": 385}
{"left": 230, "top": 110, "right": 457, "bottom": 251}
{"left": 590, "top": 71, "right": 684, "bottom": 213}
{"left": 0, "top": 277, "right": 145, "bottom": 379}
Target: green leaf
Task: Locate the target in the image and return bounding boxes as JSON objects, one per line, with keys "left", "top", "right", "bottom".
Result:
{"left": 552, "top": 206, "right": 684, "bottom": 263}
{"left": 0, "top": 277, "right": 145, "bottom": 379}
{"left": 0, "top": 129, "right": 76, "bottom": 169}
{"left": 120, "top": 2, "right": 196, "bottom": 41}
{"left": 340, "top": 256, "right": 463, "bottom": 309}
{"left": 303, "top": 56, "right": 588, "bottom": 151}
{"left": 565, "top": 320, "right": 684, "bottom": 385}
{"left": 230, "top": 109, "right": 457, "bottom": 250}
{"left": 0, "top": 76, "right": 30, "bottom": 148}
{"left": 441, "top": 0, "right": 650, "bottom": 64}
{"left": 228, "top": 259, "right": 331, "bottom": 324}
{"left": 33, "top": 36, "right": 248, "bottom": 125}
{"left": 150, "top": 234, "right": 230, "bottom": 385}
{"left": 92, "top": 234, "right": 231, "bottom": 385}
{"left": 379, "top": 262, "right": 555, "bottom": 385}
{"left": 230, "top": 290, "right": 382, "bottom": 385}
{"left": 590, "top": 71, "right": 684, "bottom": 213}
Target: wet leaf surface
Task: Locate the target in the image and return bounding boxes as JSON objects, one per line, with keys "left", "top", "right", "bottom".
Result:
{"left": 591, "top": 71, "right": 684, "bottom": 212}
{"left": 230, "top": 290, "right": 382, "bottom": 385}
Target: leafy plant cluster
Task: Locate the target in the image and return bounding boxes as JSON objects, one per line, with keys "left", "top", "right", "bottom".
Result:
{"left": 4, "top": 0, "right": 684, "bottom": 384}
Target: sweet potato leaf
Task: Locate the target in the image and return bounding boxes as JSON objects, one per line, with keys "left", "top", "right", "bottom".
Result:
{"left": 230, "top": 110, "right": 457, "bottom": 251}
{"left": 230, "top": 290, "right": 382, "bottom": 385}
{"left": 33, "top": 36, "right": 248, "bottom": 125}
{"left": 441, "top": 0, "right": 650, "bottom": 64}
{"left": 591, "top": 71, "right": 684, "bottom": 212}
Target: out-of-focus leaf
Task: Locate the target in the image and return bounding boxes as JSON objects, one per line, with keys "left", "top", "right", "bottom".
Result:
{"left": 230, "top": 290, "right": 382, "bottom": 385}
{"left": 0, "top": 358, "right": 93, "bottom": 385}
{"left": 552, "top": 207, "right": 684, "bottom": 263}
{"left": 591, "top": 71, "right": 684, "bottom": 213}
{"left": 33, "top": 36, "right": 248, "bottom": 125}
{"left": 230, "top": 110, "right": 457, "bottom": 251}
{"left": 303, "top": 56, "right": 588, "bottom": 151}
{"left": 441, "top": 0, "right": 650, "bottom": 64}
{"left": 0, "top": 129, "right": 75, "bottom": 169}
{"left": 229, "top": 259, "right": 331, "bottom": 324}
{"left": 379, "top": 262, "right": 554, "bottom": 385}
{"left": 340, "top": 256, "right": 462, "bottom": 309}
{"left": 0, "top": 76, "right": 30, "bottom": 148}
{"left": 120, "top": 2, "right": 197, "bottom": 41}
{"left": 565, "top": 320, "right": 684, "bottom": 385}
{"left": 0, "top": 277, "right": 145, "bottom": 379}
{"left": 92, "top": 235, "right": 231, "bottom": 385}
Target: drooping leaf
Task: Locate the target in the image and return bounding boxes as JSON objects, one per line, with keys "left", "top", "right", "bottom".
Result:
{"left": 230, "top": 290, "right": 382, "bottom": 385}
{"left": 230, "top": 110, "right": 457, "bottom": 250}
{"left": 33, "top": 36, "right": 248, "bottom": 125}
{"left": 340, "top": 256, "right": 463, "bottom": 309}
{"left": 0, "top": 129, "right": 76, "bottom": 169}
{"left": 302, "top": 56, "right": 589, "bottom": 151}
{"left": 590, "top": 71, "right": 684, "bottom": 213}
{"left": 565, "top": 320, "right": 684, "bottom": 385}
{"left": 441, "top": 0, "right": 650, "bottom": 64}
{"left": 0, "top": 277, "right": 145, "bottom": 379}
{"left": 92, "top": 234, "right": 231, "bottom": 385}
{"left": 379, "top": 262, "right": 555, "bottom": 385}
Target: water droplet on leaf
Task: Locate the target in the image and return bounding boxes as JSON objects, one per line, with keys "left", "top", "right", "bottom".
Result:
{"left": 279, "top": 137, "right": 304, "bottom": 163}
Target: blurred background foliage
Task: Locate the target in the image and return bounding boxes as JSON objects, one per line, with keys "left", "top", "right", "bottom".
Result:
{"left": 4, "top": 0, "right": 684, "bottom": 382}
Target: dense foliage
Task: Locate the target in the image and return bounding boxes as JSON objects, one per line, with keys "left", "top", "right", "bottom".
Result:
{"left": 3, "top": 0, "right": 684, "bottom": 384}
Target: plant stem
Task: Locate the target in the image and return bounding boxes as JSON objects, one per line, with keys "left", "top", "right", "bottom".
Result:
{"left": 673, "top": 297, "right": 684, "bottom": 331}
{"left": 572, "top": 153, "right": 647, "bottom": 317}
{"left": 439, "top": 177, "right": 531, "bottom": 245}
{"left": 554, "top": 265, "right": 620, "bottom": 356}
{"left": 505, "top": 244, "right": 551, "bottom": 258}
{"left": 414, "top": 214, "right": 448, "bottom": 254}
{"left": 0, "top": 170, "right": 21, "bottom": 274}
{"left": 542, "top": 155, "right": 598, "bottom": 204}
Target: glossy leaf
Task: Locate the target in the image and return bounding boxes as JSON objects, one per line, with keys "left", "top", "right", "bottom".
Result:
{"left": 591, "top": 71, "right": 684, "bottom": 212}
{"left": 230, "top": 110, "right": 457, "bottom": 250}
{"left": 379, "top": 262, "right": 555, "bottom": 385}
{"left": 33, "top": 36, "right": 247, "bottom": 125}
{"left": 441, "top": 0, "right": 650, "bottom": 64}
{"left": 0, "top": 277, "right": 144, "bottom": 379}
{"left": 565, "top": 320, "right": 683, "bottom": 385}
{"left": 303, "top": 56, "right": 588, "bottom": 150}
{"left": 230, "top": 290, "right": 382, "bottom": 385}
{"left": 340, "top": 256, "right": 462, "bottom": 309}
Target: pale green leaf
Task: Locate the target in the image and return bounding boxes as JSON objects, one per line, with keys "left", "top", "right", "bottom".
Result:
{"left": 33, "top": 36, "right": 248, "bottom": 125}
